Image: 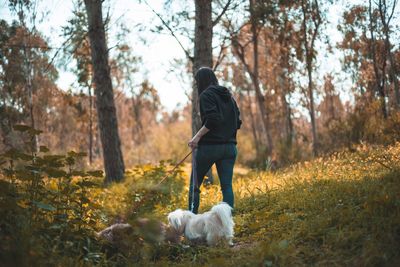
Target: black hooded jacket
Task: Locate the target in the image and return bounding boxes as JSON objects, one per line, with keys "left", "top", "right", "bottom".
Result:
{"left": 199, "top": 85, "right": 242, "bottom": 145}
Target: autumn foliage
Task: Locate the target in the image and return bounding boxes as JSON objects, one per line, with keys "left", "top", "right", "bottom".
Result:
{"left": 1, "top": 0, "right": 400, "bottom": 265}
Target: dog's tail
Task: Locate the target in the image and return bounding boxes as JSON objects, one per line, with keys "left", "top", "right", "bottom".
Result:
{"left": 211, "top": 202, "right": 234, "bottom": 229}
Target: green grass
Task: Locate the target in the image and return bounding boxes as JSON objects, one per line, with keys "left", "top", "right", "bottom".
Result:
{"left": 133, "top": 143, "right": 400, "bottom": 266}
{"left": 1, "top": 142, "right": 400, "bottom": 266}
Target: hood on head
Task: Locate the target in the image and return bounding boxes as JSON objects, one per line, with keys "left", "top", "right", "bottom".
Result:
{"left": 208, "top": 85, "right": 232, "bottom": 102}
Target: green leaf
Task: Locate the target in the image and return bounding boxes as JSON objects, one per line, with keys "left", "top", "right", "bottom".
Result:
{"left": 49, "top": 224, "right": 63, "bottom": 230}
{"left": 13, "top": 124, "right": 31, "bottom": 132}
{"left": 45, "top": 168, "right": 67, "bottom": 178}
{"left": 15, "top": 169, "right": 36, "bottom": 180}
{"left": 28, "top": 128, "right": 43, "bottom": 136}
{"left": 278, "top": 239, "right": 289, "bottom": 249}
{"left": 80, "top": 196, "right": 91, "bottom": 204}
{"left": 43, "top": 155, "right": 65, "bottom": 168}
{"left": 32, "top": 201, "right": 56, "bottom": 211}
{"left": 3, "top": 168, "right": 14, "bottom": 177}
{"left": 39, "top": 146, "right": 49, "bottom": 152}
{"left": 65, "top": 157, "right": 75, "bottom": 165}
{"left": 71, "top": 170, "right": 88, "bottom": 177}
{"left": 16, "top": 152, "right": 34, "bottom": 161}
{"left": 87, "top": 170, "right": 103, "bottom": 177}
{"left": 77, "top": 180, "right": 98, "bottom": 188}
{"left": 2, "top": 148, "right": 20, "bottom": 159}
{"left": 25, "top": 165, "right": 41, "bottom": 174}
{"left": 68, "top": 151, "right": 87, "bottom": 158}
{"left": 43, "top": 155, "right": 65, "bottom": 162}
{"left": 264, "top": 260, "right": 273, "bottom": 267}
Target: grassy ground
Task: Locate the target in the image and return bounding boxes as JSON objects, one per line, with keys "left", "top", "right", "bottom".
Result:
{"left": 121, "top": 143, "right": 400, "bottom": 266}
{"left": 1, "top": 142, "right": 399, "bottom": 266}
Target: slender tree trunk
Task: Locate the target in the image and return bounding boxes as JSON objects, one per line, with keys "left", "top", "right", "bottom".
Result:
{"left": 250, "top": 0, "right": 273, "bottom": 156}
{"left": 301, "top": 0, "right": 320, "bottom": 156}
{"left": 132, "top": 97, "right": 144, "bottom": 144}
{"left": 287, "top": 101, "right": 294, "bottom": 145}
{"left": 26, "top": 63, "right": 37, "bottom": 151}
{"left": 18, "top": 3, "right": 38, "bottom": 152}
{"left": 88, "top": 84, "right": 93, "bottom": 165}
{"left": 245, "top": 86, "right": 261, "bottom": 157}
{"left": 279, "top": 79, "right": 292, "bottom": 143}
{"left": 84, "top": 0, "right": 125, "bottom": 183}
{"left": 379, "top": 0, "right": 400, "bottom": 110}
{"left": 306, "top": 62, "right": 318, "bottom": 155}
{"left": 384, "top": 31, "right": 400, "bottom": 109}
{"left": 284, "top": 81, "right": 294, "bottom": 146}
{"left": 329, "top": 95, "right": 336, "bottom": 121}
{"left": 192, "top": 0, "right": 213, "bottom": 135}
{"left": 369, "top": 0, "right": 387, "bottom": 118}
{"left": 280, "top": 14, "right": 294, "bottom": 146}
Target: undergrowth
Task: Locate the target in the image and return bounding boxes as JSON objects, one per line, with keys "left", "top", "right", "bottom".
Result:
{"left": 1, "top": 126, "right": 399, "bottom": 266}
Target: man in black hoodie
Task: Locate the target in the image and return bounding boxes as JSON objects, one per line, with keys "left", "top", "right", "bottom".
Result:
{"left": 188, "top": 67, "right": 242, "bottom": 214}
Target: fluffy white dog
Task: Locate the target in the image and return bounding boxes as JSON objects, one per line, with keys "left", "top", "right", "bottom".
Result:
{"left": 167, "top": 202, "right": 234, "bottom": 246}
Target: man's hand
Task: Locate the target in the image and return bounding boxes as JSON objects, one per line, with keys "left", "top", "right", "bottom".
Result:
{"left": 188, "top": 135, "right": 200, "bottom": 149}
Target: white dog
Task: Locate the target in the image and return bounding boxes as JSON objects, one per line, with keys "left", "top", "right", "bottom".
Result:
{"left": 167, "top": 202, "right": 234, "bottom": 246}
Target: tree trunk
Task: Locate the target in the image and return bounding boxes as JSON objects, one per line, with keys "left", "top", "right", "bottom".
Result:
{"left": 307, "top": 63, "right": 318, "bottom": 155}
{"left": 301, "top": 0, "right": 320, "bottom": 156}
{"left": 19, "top": 4, "right": 38, "bottom": 152}
{"left": 192, "top": 0, "right": 213, "bottom": 135}
{"left": 379, "top": 0, "right": 400, "bottom": 110}
{"left": 246, "top": 85, "right": 261, "bottom": 157}
{"left": 279, "top": 78, "right": 293, "bottom": 144}
{"left": 84, "top": 0, "right": 125, "bottom": 183}
{"left": 369, "top": 0, "right": 387, "bottom": 118}
{"left": 280, "top": 14, "right": 294, "bottom": 146}
{"left": 384, "top": 31, "right": 400, "bottom": 110}
{"left": 88, "top": 83, "right": 93, "bottom": 165}
{"left": 250, "top": 0, "right": 273, "bottom": 156}
{"left": 192, "top": 0, "right": 214, "bottom": 183}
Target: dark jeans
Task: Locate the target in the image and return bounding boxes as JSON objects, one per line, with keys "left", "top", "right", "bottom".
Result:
{"left": 188, "top": 143, "right": 237, "bottom": 214}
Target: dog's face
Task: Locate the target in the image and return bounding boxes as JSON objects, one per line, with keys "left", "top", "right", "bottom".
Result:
{"left": 167, "top": 209, "right": 194, "bottom": 235}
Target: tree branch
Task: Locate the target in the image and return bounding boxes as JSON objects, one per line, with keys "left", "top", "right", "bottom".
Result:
{"left": 310, "top": 0, "right": 321, "bottom": 57}
{"left": 231, "top": 35, "right": 255, "bottom": 81}
{"left": 212, "top": 0, "right": 232, "bottom": 27}
{"left": 142, "top": 0, "right": 193, "bottom": 62}
{"left": 388, "top": 0, "right": 397, "bottom": 22}
{"left": 44, "top": 32, "right": 81, "bottom": 73}
{"left": 213, "top": 35, "right": 229, "bottom": 71}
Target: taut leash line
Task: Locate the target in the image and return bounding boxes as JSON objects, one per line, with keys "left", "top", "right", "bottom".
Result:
{"left": 123, "top": 150, "right": 193, "bottom": 219}
{"left": 154, "top": 150, "right": 193, "bottom": 187}
{"left": 190, "top": 148, "right": 198, "bottom": 213}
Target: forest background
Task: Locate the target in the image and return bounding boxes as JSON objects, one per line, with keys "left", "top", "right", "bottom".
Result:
{"left": 1, "top": 0, "right": 400, "bottom": 265}
{"left": 1, "top": 0, "right": 400, "bottom": 178}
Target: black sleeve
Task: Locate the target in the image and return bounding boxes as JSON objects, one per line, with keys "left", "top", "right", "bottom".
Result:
{"left": 233, "top": 99, "right": 242, "bottom": 129}
{"left": 200, "top": 92, "right": 222, "bottom": 130}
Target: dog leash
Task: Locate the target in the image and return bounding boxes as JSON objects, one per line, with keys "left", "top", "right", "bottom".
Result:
{"left": 123, "top": 150, "right": 193, "bottom": 219}
{"left": 190, "top": 148, "right": 198, "bottom": 213}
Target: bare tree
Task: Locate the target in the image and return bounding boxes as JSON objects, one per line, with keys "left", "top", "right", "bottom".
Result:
{"left": 378, "top": 0, "right": 400, "bottom": 110}
{"left": 230, "top": 0, "right": 274, "bottom": 157}
{"left": 300, "top": 0, "right": 322, "bottom": 156}
{"left": 84, "top": 0, "right": 125, "bottom": 183}
{"left": 368, "top": 0, "right": 388, "bottom": 118}
{"left": 12, "top": 0, "right": 38, "bottom": 151}
{"left": 245, "top": 84, "right": 262, "bottom": 157}
{"left": 144, "top": 0, "right": 234, "bottom": 182}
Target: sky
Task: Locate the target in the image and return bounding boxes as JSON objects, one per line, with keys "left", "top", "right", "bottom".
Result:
{"left": 1, "top": 0, "right": 398, "bottom": 113}
{"left": 0, "top": 0, "right": 192, "bottom": 111}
